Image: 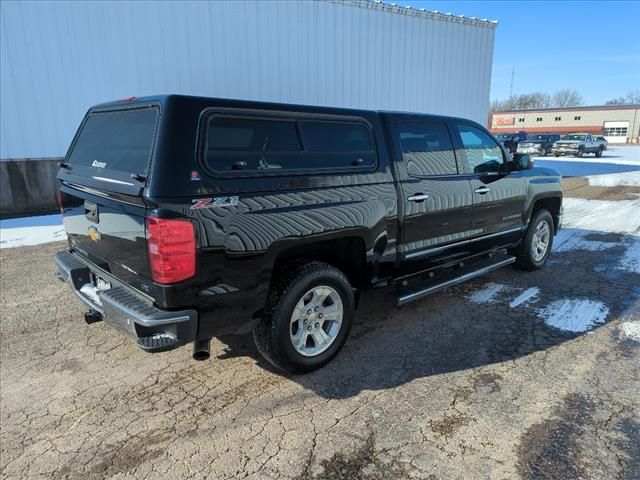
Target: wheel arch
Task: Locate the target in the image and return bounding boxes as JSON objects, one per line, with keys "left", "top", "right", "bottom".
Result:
{"left": 528, "top": 194, "right": 562, "bottom": 233}
{"left": 267, "top": 233, "right": 374, "bottom": 291}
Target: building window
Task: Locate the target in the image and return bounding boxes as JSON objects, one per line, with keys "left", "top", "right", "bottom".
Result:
{"left": 602, "top": 127, "right": 628, "bottom": 137}
{"left": 518, "top": 118, "right": 525, "bottom": 123}
{"left": 555, "top": 116, "right": 561, "bottom": 121}
{"left": 536, "top": 117, "right": 542, "bottom": 122}
{"left": 574, "top": 116, "right": 581, "bottom": 121}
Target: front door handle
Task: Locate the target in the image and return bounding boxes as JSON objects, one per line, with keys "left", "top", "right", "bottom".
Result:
{"left": 408, "top": 193, "right": 429, "bottom": 202}
{"left": 474, "top": 186, "right": 491, "bottom": 194}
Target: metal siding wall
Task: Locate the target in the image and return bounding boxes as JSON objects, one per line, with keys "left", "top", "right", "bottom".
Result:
{"left": 0, "top": 0, "right": 495, "bottom": 159}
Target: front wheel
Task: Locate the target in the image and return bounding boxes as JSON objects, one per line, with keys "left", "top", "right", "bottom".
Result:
{"left": 253, "top": 262, "right": 354, "bottom": 373}
{"left": 513, "top": 209, "right": 554, "bottom": 271}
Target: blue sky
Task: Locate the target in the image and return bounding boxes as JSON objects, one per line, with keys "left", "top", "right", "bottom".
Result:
{"left": 400, "top": 1, "right": 640, "bottom": 105}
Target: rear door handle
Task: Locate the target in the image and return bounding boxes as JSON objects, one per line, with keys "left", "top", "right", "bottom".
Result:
{"left": 408, "top": 193, "right": 429, "bottom": 202}
{"left": 474, "top": 186, "right": 490, "bottom": 194}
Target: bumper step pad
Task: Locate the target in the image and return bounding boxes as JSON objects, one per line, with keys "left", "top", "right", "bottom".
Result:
{"left": 137, "top": 334, "right": 181, "bottom": 352}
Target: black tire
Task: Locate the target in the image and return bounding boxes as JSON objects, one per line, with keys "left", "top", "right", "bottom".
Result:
{"left": 513, "top": 209, "right": 554, "bottom": 271}
{"left": 253, "top": 261, "right": 354, "bottom": 374}
{"left": 553, "top": 152, "right": 559, "bottom": 157}
{"left": 595, "top": 146, "right": 603, "bottom": 158}
{"left": 576, "top": 147, "right": 584, "bottom": 158}
{"left": 539, "top": 146, "right": 547, "bottom": 157}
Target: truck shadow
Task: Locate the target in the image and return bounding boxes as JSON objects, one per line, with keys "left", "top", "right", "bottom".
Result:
{"left": 217, "top": 228, "right": 640, "bottom": 399}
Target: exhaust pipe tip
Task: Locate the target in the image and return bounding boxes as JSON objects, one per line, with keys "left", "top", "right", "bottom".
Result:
{"left": 193, "top": 338, "right": 211, "bottom": 361}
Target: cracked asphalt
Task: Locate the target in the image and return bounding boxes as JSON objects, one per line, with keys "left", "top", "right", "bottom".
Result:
{"left": 1, "top": 187, "right": 639, "bottom": 479}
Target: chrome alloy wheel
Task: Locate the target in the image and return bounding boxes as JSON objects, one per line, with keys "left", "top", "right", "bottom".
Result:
{"left": 289, "top": 286, "right": 343, "bottom": 357}
{"left": 531, "top": 220, "right": 551, "bottom": 261}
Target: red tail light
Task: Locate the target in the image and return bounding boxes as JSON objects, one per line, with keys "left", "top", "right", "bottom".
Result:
{"left": 146, "top": 216, "right": 196, "bottom": 284}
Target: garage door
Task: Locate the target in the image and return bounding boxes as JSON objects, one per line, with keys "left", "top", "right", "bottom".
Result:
{"left": 603, "top": 121, "right": 629, "bottom": 144}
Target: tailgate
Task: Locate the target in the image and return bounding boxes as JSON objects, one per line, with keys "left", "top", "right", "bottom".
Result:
{"left": 61, "top": 186, "right": 150, "bottom": 289}
{"left": 59, "top": 106, "right": 159, "bottom": 294}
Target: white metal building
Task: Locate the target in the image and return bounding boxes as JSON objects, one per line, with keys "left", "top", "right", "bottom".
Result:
{"left": 0, "top": 0, "right": 497, "bottom": 160}
{"left": 490, "top": 105, "right": 640, "bottom": 144}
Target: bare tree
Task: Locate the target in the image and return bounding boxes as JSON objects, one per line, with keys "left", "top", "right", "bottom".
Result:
{"left": 627, "top": 90, "right": 640, "bottom": 104}
{"left": 491, "top": 91, "right": 553, "bottom": 111}
{"left": 606, "top": 90, "right": 640, "bottom": 105}
{"left": 552, "top": 89, "right": 584, "bottom": 108}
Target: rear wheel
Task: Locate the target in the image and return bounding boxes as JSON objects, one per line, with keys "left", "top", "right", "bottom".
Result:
{"left": 595, "top": 146, "right": 603, "bottom": 158}
{"left": 576, "top": 147, "right": 584, "bottom": 158}
{"left": 253, "top": 262, "right": 354, "bottom": 373}
{"left": 513, "top": 209, "right": 554, "bottom": 271}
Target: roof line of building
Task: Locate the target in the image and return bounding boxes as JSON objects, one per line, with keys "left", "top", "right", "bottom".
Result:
{"left": 331, "top": 0, "right": 499, "bottom": 28}
{"left": 493, "top": 104, "right": 640, "bottom": 114}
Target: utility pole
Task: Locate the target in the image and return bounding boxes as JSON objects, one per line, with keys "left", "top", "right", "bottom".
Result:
{"left": 509, "top": 65, "right": 515, "bottom": 100}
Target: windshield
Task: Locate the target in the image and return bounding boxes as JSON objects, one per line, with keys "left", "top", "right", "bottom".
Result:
{"left": 67, "top": 108, "right": 158, "bottom": 179}
{"left": 496, "top": 134, "right": 512, "bottom": 141}
{"left": 561, "top": 134, "right": 587, "bottom": 141}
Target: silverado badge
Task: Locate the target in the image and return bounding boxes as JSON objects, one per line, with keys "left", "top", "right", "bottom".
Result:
{"left": 88, "top": 226, "right": 102, "bottom": 242}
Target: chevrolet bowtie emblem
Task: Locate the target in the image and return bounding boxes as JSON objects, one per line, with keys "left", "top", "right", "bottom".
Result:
{"left": 88, "top": 226, "right": 102, "bottom": 242}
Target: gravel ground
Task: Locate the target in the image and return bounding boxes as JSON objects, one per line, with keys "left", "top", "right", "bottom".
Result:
{"left": 1, "top": 186, "right": 639, "bottom": 479}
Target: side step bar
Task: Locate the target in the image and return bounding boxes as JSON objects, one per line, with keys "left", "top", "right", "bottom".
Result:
{"left": 390, "top": 254, "right": 516, "bottom": 306}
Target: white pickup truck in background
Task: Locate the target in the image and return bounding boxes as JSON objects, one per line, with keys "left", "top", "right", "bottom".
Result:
{"left": 552, "top": 133, "right": 604, "bottom": 158}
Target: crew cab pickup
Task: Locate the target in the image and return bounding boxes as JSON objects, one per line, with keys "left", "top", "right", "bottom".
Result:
{"left": 55, "top": 95, "right": 563, "bottom": 373}
{"left": 517, "top": 133, "right": 561, "bottom": 156}
{"left": 592, "top": 135, "right": 608, "bottom": 151}
{"left": 552, "top": 133, "right": 604, "bottom": 158}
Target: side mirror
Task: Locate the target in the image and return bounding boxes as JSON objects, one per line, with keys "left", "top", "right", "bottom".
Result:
{"left": 510, "top": 153, "right": 534, "bottom": 171}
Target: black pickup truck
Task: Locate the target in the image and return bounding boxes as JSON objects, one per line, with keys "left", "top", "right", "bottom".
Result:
{"left": 55, "top": 95, "right": 563, "bottom": 373}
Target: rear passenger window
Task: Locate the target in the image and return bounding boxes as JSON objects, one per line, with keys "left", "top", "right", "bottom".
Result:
{"left": 205, "top": 115, "right": 375, "bottom": 173}
{"left": 299, "top": 121, "right": 372, "bottom": 152}
{"left": 457, "top": 124, "right": 504, "bottom": 174}
{"left": 398, "top": 121, "right": 457, "bottom": 176}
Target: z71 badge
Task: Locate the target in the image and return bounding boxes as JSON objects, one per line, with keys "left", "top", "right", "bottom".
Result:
{"left": 191, "top": 196, "right": 239, "bottom": 209}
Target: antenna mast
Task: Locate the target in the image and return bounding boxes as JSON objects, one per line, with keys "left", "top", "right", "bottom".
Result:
{"left": 509, "top": 65, "right": 515, "bottom": 99}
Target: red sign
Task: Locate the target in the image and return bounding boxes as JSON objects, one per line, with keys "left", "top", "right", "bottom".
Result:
{"left": 496, "top": 117, "right": 515, "bottom": 126}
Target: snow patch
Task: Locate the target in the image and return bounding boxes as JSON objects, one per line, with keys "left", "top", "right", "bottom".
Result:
{"left": 587, "top": 171, "right": 640, "bottom": 187}
{"left": 0, "top": 225, "right": 66, "bottom": 248}
{"left": 620, "top": 321, "right": 640, "bottom": 342}
{"left": 538, "top": 299, "right": 609, "bottom": 333}
{"left": 561, "top": 197, "right": 640, "bottom": 234}
{"left": 538, "top": 146, "right": 640, "bottom": 166}
{"left": 509, "top": 288, "right": 540, "bottom": 308}
{"left": 467, "top": 283, "right": 506, "bottom": 304}
{"left": 0, "top": 214, "right": 66, "bottom": 248}
{"left": 618, "top": 239, "right": 640, "bottom": 273}
{"left": 0, "top": 214, "right": 62, "bottom": 228}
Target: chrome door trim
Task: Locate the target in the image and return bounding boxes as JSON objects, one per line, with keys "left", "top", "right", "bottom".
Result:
{"left": 405, "top": 226, "right": 523, "bottom": 260}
